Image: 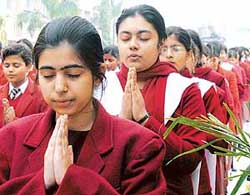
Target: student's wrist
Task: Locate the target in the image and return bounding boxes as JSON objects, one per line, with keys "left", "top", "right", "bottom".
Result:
{"left": 136, "top": 112, "right": 150, "bottom": 125}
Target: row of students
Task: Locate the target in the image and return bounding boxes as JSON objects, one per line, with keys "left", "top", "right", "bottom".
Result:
{"left": 101, "top": 5, "right": 208, "bottom": 195}
{"left": 160, "top": 26, "right": 229, "bottom": 195}
{"left": 0, "top": 9, "right": 167, "bottom": 194}
{"left": 204, "top": 42, "right": 250, "bottom": 128}
{"left": 0, "top": 4, "right": 249, "bottom": 195}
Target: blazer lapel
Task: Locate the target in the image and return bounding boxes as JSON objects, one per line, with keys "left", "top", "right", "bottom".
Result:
{"left": 23, "top": 109, "right": 55, "bottom": 172}
{"left": 15, "top": 80, "right": 34, "bottom": 116}
{"left": 76, "top": 102, "right": 114, "bottom": 174}
{"left": 76, "top": 135, "right": 105, "bottom": 174}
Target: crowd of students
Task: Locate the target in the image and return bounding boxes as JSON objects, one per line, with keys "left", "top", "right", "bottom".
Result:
{"left": 0, "top": 4, "right": 249, "bottom": 195}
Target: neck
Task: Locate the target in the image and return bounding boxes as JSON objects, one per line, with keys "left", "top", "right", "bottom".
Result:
{"left": 12, "top": 78, "right": 27, "bottom": 88}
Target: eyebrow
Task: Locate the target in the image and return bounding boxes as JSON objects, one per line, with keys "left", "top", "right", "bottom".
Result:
{"left": 39, "top": 64, "right": 85, "bottom": 70}
{"left": 120, "top": 30, "right": 152, "bottom": 35}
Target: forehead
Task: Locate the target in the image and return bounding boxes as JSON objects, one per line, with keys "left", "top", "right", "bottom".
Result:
{"left": 38, "top": 42, "right": 82, "bottom": 68}
{"left": 118, "top": 14, "right": 157, "bottom": 34}
{"left": 3, "top": 55, "right": 25, "bottom": 63}
{"left": 103, "top": 53, "right": 114, "bottom": 58}
{"left": 164, "top": 35, "right": 181, "bottom": 45}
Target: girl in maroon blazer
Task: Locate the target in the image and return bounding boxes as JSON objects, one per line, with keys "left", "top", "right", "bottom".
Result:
{"left": 0, "top": 17, "right": 166, "bottom": 194}
{"left": 101, "top": 5, "right": 207, "bottom": 195}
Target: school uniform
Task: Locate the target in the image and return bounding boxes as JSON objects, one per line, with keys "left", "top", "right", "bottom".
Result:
{"left": 181, "top": 68, "right": 228, "bottom": 195}
{"left": 240, "top": 61, "right": 250, "bottom": 100}
{"left": 0, "top": 64, "right": 7, "bottom": 86}
{"left": 0, "top": 102, "right": 166, "bottom": 194}
{"left": 0, "top": 78, "right": 48, "bottom": 128}
{"left": 218, "top": 65, "right": 240, "bottom": 130}
{"left": 194, "top": 66, "right": 234, "bottom": 119}
{"left": 102, "top": 62, "right": 207, "bottom": 194}
{"left": 0, "top": 101, "right": 3, "bottom": 127}
{"left": 239, "top": 61, "right": 250, "bottom": 121}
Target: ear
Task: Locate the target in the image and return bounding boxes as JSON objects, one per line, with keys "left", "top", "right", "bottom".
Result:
{"left": 94, "top": 63, "right": 107, "bottom": 87}
{"left": 100, "top": 63, "right": 107, "bottom": 74}
{"left": 26, "top": 63, "right": 32, "bottom": 71}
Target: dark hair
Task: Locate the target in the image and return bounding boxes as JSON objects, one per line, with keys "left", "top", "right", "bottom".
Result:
{"left": 206, "top": 41, "right": 221, "bottom": 58}
{"left": 202, "top": 44, "right": 211, "bottom": 57}
{"left": 186, "top": 29, "right": 203, "bottom": 67}
{"left": 2, "top": 43, "right": 32, "bottom": 66}
{"left": 0, "top": 41, "right": 2, "bottom": 51}
{"left": 219, "top": 43, "right": 227, "bottom": 54}
{"left": 166, "top": 26, "right": 192, "bottom": 52}
{"left": 33, "top": 16, "right": 104, "bottom": 84}
{"left": 17, "top": 38, "right": 33, "bottom": 50}
{"left": 228, "top": 48, "right": 239, "bottom": 59}
{"left": 103, "top": 45, "right": 119, "bottom": 59}
{"left": 116, "top": 4, "right": 166, "bottom": 44}
{"left": 237, "top": 46, "right": 249, "bottom": 61}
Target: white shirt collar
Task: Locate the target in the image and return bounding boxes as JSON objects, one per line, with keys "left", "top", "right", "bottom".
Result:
{"left": 9, "top": 79, "right": 29, "bottom": 95}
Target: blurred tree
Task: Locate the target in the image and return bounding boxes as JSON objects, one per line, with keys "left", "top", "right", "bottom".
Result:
{"left": 16, "top": 0, "right": 80, "bottom": 38}
{"left": 0, "top": 16, "right": 7, "bottom": 45}
{"left": 91, "top": 0, "right": 128, "bottom": 46}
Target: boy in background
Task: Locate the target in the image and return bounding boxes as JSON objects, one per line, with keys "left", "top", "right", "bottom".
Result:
{"left": 0, "top": 43, "right": 48, "bottom": 127}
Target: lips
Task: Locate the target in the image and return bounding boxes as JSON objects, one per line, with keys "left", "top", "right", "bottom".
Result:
{"left": 128, "top": 54, "right": 141, "bottom": 61}
{"left": 7, "top": 74, "right": 16, "bottom": 78}
{"left": 53, "top": 99, "right": 73, "bottom": 107}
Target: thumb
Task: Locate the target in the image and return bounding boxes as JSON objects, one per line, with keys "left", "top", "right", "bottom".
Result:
{"left": 68, "top": 145, "right": 74, "bottom": 163}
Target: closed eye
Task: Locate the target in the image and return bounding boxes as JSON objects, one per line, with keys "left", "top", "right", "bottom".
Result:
{"left": 67, "top": 74, "right": 81, "bottom": 78}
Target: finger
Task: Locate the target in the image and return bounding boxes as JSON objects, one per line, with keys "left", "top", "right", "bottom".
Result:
{"left": 2, "top": 98, "right": 9, "bottom": 105}
{"left": 130, "top": 67, "right": 137, "bottom": 82}
{"left": 2, "top": 98, "right": 9, "bottom": 110}
{"left": 68, "top": 145, "right": 74, "bottom": 163}
{"left": 131, "top": 75, "right": 137, "bottom": 92}
{"left": 8, "top": 106, "right": 15, "bottom": 114}
{"left": 127, "top": 67, "right": 133, "bottom": 81}
{"left": 124, "top": 79, "right": 131, "bottom": 93}
{"left": 61, "top": 115, "right": 69, "bottom": 153}
{"left": 63, "top": 114, "right": 69, "bottom": 142}
{"left": 56, "top": 115, "right": 64, "bottom": 148}
{"left": 47, "top": 117, "right": 61, "bottom": 155}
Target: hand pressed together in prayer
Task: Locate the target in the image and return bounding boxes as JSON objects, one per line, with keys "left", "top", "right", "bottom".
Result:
{"left": 2, "top": 98, "right": 16, "bottom": 124}
{"left": 119, "top": 67, "right": 148, "bottom": 123}
{"left": 44, "top": 114, "right": 73, "bottom": 189}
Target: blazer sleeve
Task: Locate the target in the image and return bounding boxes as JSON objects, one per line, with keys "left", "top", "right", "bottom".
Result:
{"left": 57, "top": 137, "right": 166, "bottom": 195}
{"left": 144, "top": 84, "right": 206, "bottom": 174}
{"left": 0, "top": 148, "right": 47, "bottom": 195}
{"left": 0, "top": 101, "right": 4, "bottom": 128}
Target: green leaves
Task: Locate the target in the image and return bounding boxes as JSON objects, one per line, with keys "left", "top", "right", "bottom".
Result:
{"left": 164, "top": 104, "right": 250, "bottom": 194}
{"left": 16, "top": 0, "right": 80, "bottom": 37}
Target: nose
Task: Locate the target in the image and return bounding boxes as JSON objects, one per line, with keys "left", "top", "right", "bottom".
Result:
{"left": 165, "top": 48, "right": 173, "bottom": 59}
{"left": 129, "top": 37, "right": 139, "bottom": 50}
{"left": 54, "top": 74, "right": 68, "bottom": 93}
{"left": 8, "top": 65, "right": 14, "bottom": 72}
{"left": 104, "top": 59, "right": 110, "bottom": 65}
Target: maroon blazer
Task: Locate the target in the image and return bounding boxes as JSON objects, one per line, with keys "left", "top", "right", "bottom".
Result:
{"left": 0, "top": 102, "right": 167, "bottom": 194}
{"left": 0, "top": 101, "right": 3, "bottom": 127}
{"left": 0, "top": 79, "right": 48, "bottom": 127}
{"left": 194, "top": 66, "right": 234, "bottom": 114}
{"left": 240, "top": 61, "right": 250, "bottom": 100}
{"left": 118, "top": 65, "right": 207, "bottom": 195}
{"left": 0, "top": 64, "right": 7, "bottom": 86}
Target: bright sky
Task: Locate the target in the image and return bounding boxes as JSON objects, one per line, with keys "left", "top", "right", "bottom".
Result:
{"left": 80, "top": 0, "right": 250, "bottom": 47}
